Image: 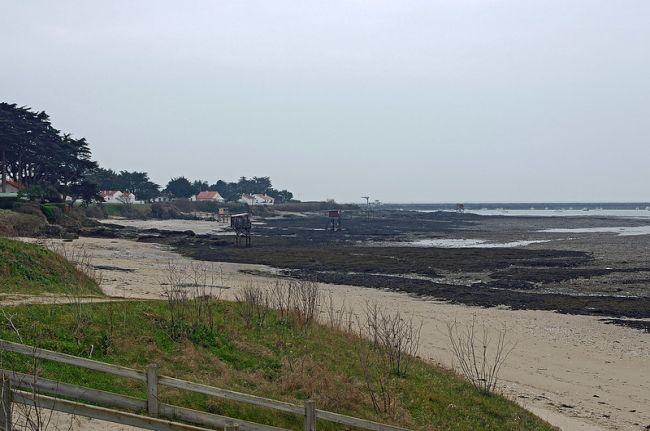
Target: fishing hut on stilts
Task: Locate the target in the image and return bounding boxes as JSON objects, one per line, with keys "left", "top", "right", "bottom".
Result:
{"left": 327, "top": 209, "right": 342, "bottom": 231}
{"left": 231, "top": 213, "right": 252, "bottom": 247}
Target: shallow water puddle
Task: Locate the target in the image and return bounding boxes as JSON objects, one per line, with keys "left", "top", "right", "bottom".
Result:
{"left": 370, "top": 238, "right": 550, "bottom": 248}
{"left": 409, "top": 239, "right": 550, "bottom": 248}
{"left": 539, "top": 226, "right": 650, "bottom": 236}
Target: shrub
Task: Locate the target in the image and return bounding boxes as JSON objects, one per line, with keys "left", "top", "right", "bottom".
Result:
{"left": 17, "top": 185, "right": 45, "bottom": 201}
{"left": 235, "top": 283, "right": 270, "bottom": 328}
{"left": 0, "top": 209, "right": 47, "bottom": 237}
{"left": 12, "top": 202, "right": 47, "bottom": 220}
{"left": 162, "top": 261, "right": 220, "bottom": 341}
{"left": 151, "top": 202, "right": 180, "bottom": 219}
{"left": 0, "top": 197, "right": 17, "bottom": 210}
{"left": 83, "top": 205, "right": 108, "bottom": 219}
{"left": 103, "top": 203, "right": 151, "bottom": 219}
{"left": 40, "top": 203, "right": 65, "bottom": 224}
{"left": 447, "top": 316, "right": 516, "bottom": 393}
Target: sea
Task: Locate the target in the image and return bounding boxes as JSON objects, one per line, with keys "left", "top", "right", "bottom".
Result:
{"left": 384, "top": 203, "right": 650, "bottom": 219}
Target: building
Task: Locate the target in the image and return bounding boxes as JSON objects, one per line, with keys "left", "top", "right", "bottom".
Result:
{"left": 191, "top": 191, "right": 224, "bottom": 202}
{"left": 239, "top": 193, "right": 275, "bottom": 206}
{"left": 0, "top": 179, "right": 23, "bottom": 193}
{"left": 99, "top": 190, "right": 138, "bottom": 204}
{"left": 0, "top": 179, "right": 24, "bottom": 197}
{"left": 152, "top": 194, "right": 173, "bottom": 203}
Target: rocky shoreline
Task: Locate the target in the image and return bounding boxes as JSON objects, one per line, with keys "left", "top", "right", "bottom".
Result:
{"left": 80, "top": 211, "right": 650, "bottom": 332}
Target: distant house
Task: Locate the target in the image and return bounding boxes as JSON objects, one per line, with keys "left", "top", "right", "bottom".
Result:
{"left": 99, "top": 190, "right": 138, "bottom": 204}
{"left": 191, "top": 191, "right": 225, "bottom": 202}
{"left": 152, "top": 194, "right": 173, "bottom": 203}
{"left": 0, "top": 179, "right": 24, "bottom": 197}
{"left": 239, "top": 193, "right": 275, "bottom": 206}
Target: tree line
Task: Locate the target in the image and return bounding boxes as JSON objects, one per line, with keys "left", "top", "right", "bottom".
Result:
{"left": 0, "top": 103, "right": 98, "bottom": 201}
{"left": 92, "top": 170, "right": 294, "bottom": 203}
{"left": 164, "top": 176, "right": 293, "bottom": 202}
{"left": 1, "top": 102, "right": 294, "bottom": 203}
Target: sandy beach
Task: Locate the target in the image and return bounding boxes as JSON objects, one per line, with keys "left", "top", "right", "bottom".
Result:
{"left": 18, "top": 236, "right": 649, "bottom": 431}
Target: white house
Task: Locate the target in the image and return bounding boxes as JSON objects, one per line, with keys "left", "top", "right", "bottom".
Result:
{"left": 99, "top": 190, "right": 138, "bottom": 204}
{"left": 0, "top": 179, "right": 23, "bottom": 196}
{"left": 239, "top": 193, "right": 275, "bottom": 206}
{"left": 191, "top": 191, "right": 224, "bottom": 202}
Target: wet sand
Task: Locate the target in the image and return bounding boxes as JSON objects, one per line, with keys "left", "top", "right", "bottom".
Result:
{"left": 98, "top": 218, "right": 232, "bottom": 235}
{"left": 19, "top": 236, "right": 649, "bottom": 431}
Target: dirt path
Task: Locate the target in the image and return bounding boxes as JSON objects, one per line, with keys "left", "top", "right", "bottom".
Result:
{"left": 0, "top": 293, "right": 132, "bottom": 306}
{"left": 13, "top": 237, "right": 650, "bottom": 431}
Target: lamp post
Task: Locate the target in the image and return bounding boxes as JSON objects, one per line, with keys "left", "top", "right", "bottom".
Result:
{"left": 361, "top": 196, "right": 370, "bottom": 220}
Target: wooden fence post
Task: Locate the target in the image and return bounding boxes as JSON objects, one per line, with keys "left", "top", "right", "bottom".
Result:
{"left": 0, "top": 374, "right": 11, "bottom": 431}
{"left": 304, "top": 399, "right": 315, "bottom": 431}
{"left": 224, "top": 420, "right": 239, "bottom": 430}
{"left": 146, "top": 364, "right": 159, "bottom": 417}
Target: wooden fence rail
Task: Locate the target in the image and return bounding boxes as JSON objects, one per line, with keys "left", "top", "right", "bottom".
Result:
{"left": 11, "top": 389, "right": 215, "bottom": 431}
{"left": 0, "top": 339, "right": 410, "bottom": 431}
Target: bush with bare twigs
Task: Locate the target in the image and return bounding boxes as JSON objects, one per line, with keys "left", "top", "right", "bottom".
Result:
{"left": 235, "top": 278, "right": 322, "bottom": 329}
{"left": 446, "top": 315, "right": 516, "bottom": 393}
{"left": 268, "top": 279, "right": 321, "bottom": 326}
{"left": 323, "top": 291, "right": 356, "bottom": 333}
{"left": 235, "top": 283, "right": 270, "bottom": 328}
{"left": 352, "top": 301, "right": 422, "bottom": 417}
{"left": 357, "top": 302, "right": 422, "bottom": 377}
{"left": 162, "top": 261, "right": 223, "bottom": 340}
{"left": 38, "top": 240, "right": 103, "bottom": 342}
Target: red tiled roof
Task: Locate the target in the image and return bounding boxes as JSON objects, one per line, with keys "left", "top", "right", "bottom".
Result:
{"left": 99, "top": 190, "right": 119, "bottom": 197}
{"left": 1, "top": 179, "right": 24, "bottom": 189}
{"left": 196, "top": 191, "right": 222, "bottom": 200}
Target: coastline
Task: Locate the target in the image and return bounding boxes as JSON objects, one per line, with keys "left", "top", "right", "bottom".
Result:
{"left": 20, "top": 235, "right": 649, "bottom": 431}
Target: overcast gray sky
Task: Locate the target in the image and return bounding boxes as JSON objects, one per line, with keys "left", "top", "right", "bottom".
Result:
{"left": 2, "top": 1, "right": 649, "bottom": 203}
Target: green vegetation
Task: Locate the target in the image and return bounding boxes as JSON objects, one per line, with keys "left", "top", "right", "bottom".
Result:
{"left": 0, "top": 300, "right": 553, "bottom": 431}
{"left": 96, "top": 201, "right": 251, "bottom": 220}
{"left": 88, "top": 168, "right": 160, "bottom": 201}
{"left": 203, "top": 176, "right": 293, "bottom": 203}
{"left": 0, "top": 238, "right": 101, "bottom": 295}
{"left": 0, "top": 209, "right": 46, "bottom": 237}
{"left": 90, "top": 169, "right": 295, "bottom": 203}
{"left": 0, "top": 103, "right": 98, "bottom": 203}
{"left": 2, "top": 101, "right": 298, "bottom": 206}
{"left": 103, "top": 202, "right": 152, "bottom": 219}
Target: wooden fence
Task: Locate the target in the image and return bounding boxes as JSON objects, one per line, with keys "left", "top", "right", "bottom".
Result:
{"left": 0, "top": 339, "right": 410, "bottom": 431}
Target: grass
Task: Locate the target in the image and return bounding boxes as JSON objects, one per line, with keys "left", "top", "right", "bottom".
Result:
{"left": 0, "top": 300, "right": 555, "bottom": 431}
{"left": 103, "top": 203, "right": 152, "bottom": 219}
{"left": 0, "top": 238, "right": 102, "bottom": 296}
